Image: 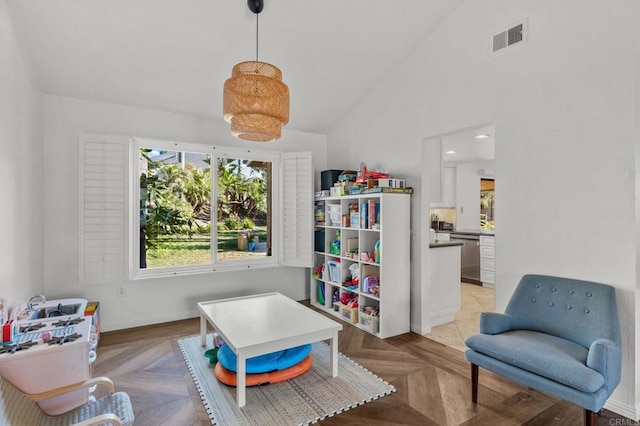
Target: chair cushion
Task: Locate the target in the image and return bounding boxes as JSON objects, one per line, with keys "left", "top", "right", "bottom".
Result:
{"left": 465, "top": 330, "right": 605, "bottom": 393}
{"left": 217, "top": 343, "right": 312, "bottom": 373}
{"left": 69, "top": 391, "right": 135, "bottom": 426}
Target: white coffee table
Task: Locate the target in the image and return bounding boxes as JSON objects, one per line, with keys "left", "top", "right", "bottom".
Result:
{"left": 197, "top": 292, "right": 343, "bottom": 407}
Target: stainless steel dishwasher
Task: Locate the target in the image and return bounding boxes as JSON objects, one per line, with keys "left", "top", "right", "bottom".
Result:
{"left": 450, "top": 233, "right": 481, "bottom": 284}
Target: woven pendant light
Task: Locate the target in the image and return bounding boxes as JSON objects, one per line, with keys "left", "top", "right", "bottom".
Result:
{"left": 223, "top": 0, "right": 289, "bottom": 142}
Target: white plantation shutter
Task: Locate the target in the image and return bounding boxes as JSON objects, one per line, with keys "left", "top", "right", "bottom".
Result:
{"left": 79, "top": 135, "right": 129, "bottom": 285}
{"left": 280, "top": 152, "right": 313, "bottom": 267}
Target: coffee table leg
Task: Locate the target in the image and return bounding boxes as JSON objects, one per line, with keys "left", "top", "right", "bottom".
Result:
{"left": 330, "top": 331, "right": 339, "bottom": 377}
{"left": 200, "top": 314, "right": 207, "bottom": 347}
{"left": 237, "top": 353, "right": 246, "bottom": 407}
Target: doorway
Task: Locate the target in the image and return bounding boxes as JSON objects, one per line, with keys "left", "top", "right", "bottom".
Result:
{"left": 427, "top": 283, "right": 494, "bottom": 351}
{"left": 422, "top": 124, "right": 496, "bottom": 351}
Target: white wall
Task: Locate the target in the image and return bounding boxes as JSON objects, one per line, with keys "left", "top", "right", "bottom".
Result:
{"left": 43, "top": 95, "right": 327, "bottom": 332}
{"left": 456, "top": 160, "right": 494, "bottom": 230}
{"left": 635, "top": 28, "right": 640, "bottom": 419}
{"left": 0, "top": 0, "right": 44, "bottom": 308}
{"left": 328, "top": 0, "right": 639, "bottom": 418}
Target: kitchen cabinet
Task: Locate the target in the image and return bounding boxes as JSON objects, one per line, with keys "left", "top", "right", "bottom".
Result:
{"left": 442, "top": 165, "right": 456, "bottom": 207}
{"left": 311, "top": 193, "right": 410, "bottom": 338}
{"left": 428, "top": 244, "right": 461, "bottom": 326}
{"left": 480, "top": 235, "right": 495, "bottom": 287}
{"left": 428, "top": 154, "right": 456, "bottom": 208}
{"left": 427, "top": 139, "right": 455, "bottom": 208}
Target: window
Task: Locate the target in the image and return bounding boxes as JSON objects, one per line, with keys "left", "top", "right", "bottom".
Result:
{"left": 139, "top": 147, "right": 214, "bottom": 270}
{"left": 134, "top": 139, "right": 277, "bottom": 276}
{"left": 215, "top": 156, "right": 273, "bottom": 260}
{"left": 79, "top": 134, "right": 313, "bottom": 283}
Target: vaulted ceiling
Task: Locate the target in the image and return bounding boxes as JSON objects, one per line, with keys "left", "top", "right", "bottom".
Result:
{"left": 7, "top": 0, "right": 463, "bottom": 134}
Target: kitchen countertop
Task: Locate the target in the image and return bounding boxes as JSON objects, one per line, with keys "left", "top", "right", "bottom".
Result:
{"left": 429, "top": 240, "right": 463, "bottom": 248}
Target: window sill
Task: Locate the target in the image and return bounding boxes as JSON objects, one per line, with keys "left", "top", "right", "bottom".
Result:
{"left": 131, "top": 260, "right": 280, "bottom": 280}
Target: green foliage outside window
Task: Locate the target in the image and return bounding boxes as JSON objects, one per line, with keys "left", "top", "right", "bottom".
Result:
{"left": 140, "top": 149, "right": 269, "bottom": 268}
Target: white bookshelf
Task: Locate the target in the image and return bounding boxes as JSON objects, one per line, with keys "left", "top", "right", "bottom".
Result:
{"left": 311, "top": 193, "right": 410, "bottom": 338}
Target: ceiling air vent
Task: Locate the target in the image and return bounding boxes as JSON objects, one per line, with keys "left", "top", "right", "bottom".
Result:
{"left": 491, "top": 21, "right": 527, "bottom": 53}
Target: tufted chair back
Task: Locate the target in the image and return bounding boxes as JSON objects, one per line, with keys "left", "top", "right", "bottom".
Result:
{"left": 505, "top": 274, "right": 621, "bottom": 349}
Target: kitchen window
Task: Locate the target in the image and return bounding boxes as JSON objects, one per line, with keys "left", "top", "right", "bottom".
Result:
{"left": 79, "top": 134, "right": 313, "bottom": 284}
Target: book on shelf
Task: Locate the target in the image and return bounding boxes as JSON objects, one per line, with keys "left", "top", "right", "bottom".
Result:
{"left": 316, "top": 186, "right": 414, "bottom": 197}
{"left": 361, "top": 187, "right": 413, "bottom": 194}
{"left": 360, "top": 202, "right": 368, "bottom": 229}
{"left": 327, "top": 260, "right": 340, "bottom": 283}
{"left": 368, "top": 199, "right": 377, "bottom": 229}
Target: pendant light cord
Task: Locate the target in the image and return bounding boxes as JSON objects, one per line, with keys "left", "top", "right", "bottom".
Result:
{"left": 255, "top": 13, "right": 259, "bottom": 63}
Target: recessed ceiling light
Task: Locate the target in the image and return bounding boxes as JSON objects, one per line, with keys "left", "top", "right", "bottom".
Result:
{"left": 475, "top": 134, "right": 490, "bottom": 139}
{"left": 446, "top": 150, "right": 457, "bottom": 154}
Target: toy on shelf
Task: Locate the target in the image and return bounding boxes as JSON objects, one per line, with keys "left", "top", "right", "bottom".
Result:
{"left": 332, "top": 287, "right": 340, "bottom": 311}
{"left": 340, "top": 293, "right": 358, "bottom": 308}
{"left": 326, "top": 259, "right": 340, "bottom": 282}
{"left": 359, "top": 305, "right": 380, "bottom": 333}
{"left": 318, "top": 283, "right": 325, "bottom": 305}
{"left": 361, "top": 275, "right": 380, "bottom": 297}
{"left": 361, "top": 306, "right": 379, "bottom": 316}
{"left": 330, "top": 231, "right": 341, "bottom": 255}
{"left": 348, "top": 263, "right": 360, "bottom": 285}
{"left": 343, "top": 281, "right": 358, "bottom": 291}
{"left": 339, "top": 295, "right": 359, "bottom": 323}
{"left": 356, "top": 162, "right": 390, "bottom": 183}
{"left": 340, "top": 293, "right": 348, "bottom": 305}
{"left": 313, "top": 264, "right": 325, "bottom": 280}
{"left": 314, "top": 203, "right": 325, "bottom": 225}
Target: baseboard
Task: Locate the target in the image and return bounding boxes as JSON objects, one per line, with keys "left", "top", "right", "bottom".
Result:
{"left": 604, "top": 398, "right": 639, "bottom": 421}
{"left": 101, "top": 309, "right": 199, "bottom": 332}
{"left": 411, "top": 323, "right": 430, "bottom": 335}
{"left": 430, "top": 311, "right": 456, "bottom": 327}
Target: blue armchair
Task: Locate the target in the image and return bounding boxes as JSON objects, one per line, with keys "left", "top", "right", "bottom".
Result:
{"left": 465, "top": 274, "right": 621, "bottom": 426}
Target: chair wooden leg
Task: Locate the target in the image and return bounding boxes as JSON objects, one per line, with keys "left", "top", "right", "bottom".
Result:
{"left": 471, "top": 363, "right": 478, "bottom": 404}
{"left": 584, "top": 409, "right": 595, "bottom": 426}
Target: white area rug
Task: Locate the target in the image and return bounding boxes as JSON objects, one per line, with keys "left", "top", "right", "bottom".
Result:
{"left": 178, "top": 334, "right": 395, "bottom": 425}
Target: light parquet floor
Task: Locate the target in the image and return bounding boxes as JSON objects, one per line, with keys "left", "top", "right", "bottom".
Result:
{"left": 94, "top": 302, "right": 631, "bottom": 426}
